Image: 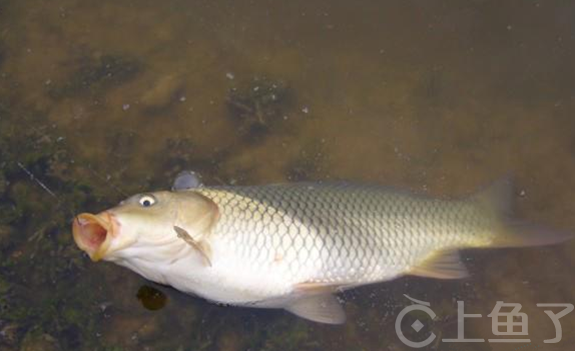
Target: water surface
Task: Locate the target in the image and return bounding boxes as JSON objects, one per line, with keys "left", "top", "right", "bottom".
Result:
{"left": 1, "top": 1, "right": 575, "bottom": 350}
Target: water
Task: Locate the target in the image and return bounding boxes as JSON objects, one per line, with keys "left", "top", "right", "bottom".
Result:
{"left": 1, "top": 0, "right": 575, "bottom": 350}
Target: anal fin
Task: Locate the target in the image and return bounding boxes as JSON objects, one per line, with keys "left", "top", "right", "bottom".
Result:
{"left": 408, "top": 249, "right": 469, "bottom": 279}
{"left": 285, "top": 294, "right": 346, "bottom": 324}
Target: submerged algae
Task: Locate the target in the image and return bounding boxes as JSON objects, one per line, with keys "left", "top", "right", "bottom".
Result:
{"left": 227, "top": 76, "right": 295, "bottom": 144}
{"left": 0, "top": 100, "right": 118, "bottom": 351}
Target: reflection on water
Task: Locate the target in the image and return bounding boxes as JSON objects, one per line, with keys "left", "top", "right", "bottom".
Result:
{"left": 1, "top": 0, "right": 575, "bottom": 350}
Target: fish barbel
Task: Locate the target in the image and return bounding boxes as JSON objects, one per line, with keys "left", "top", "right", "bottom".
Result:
{"left": 72, "top": 172, "right": 571, "bottom": 324}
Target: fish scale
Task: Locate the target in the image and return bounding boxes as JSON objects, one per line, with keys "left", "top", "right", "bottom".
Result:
{"left": 196, "top": 183, "right": 494, "bottom": 286}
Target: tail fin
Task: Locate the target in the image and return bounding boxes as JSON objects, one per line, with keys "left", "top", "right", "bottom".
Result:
{"left": 474, "top": 179, "right": 573, "bottom": 248}
{"left": 492, "top": 221, "right": 574, "bottom": 248}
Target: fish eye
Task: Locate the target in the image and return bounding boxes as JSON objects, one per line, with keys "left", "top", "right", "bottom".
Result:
{"left": 139, "top": 195, "right": 157, "bottom": 207}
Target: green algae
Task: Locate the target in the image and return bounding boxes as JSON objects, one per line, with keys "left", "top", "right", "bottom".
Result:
{"left": 0, "top": 99, "right": 109, "bottom": 351}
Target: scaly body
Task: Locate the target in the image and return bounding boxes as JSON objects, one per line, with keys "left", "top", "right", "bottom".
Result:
{"left": 188, "top": 184, "right": 493, "bottom": 303}
{"left": 72, "top": 173, "right": 570, "bottom": 323}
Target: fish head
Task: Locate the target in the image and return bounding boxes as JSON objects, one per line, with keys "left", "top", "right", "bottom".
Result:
{"left": 72, "top": 190, "right": 218, "bottom": 263}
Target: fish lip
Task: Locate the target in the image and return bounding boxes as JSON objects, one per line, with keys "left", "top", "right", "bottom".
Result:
{"left": 72, "top": 212, "right": 119, "bottom": 261}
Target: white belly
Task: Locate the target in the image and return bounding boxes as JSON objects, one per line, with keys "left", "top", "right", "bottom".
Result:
{"left": 160, "top": 239, "right": 302, "bottom": 306}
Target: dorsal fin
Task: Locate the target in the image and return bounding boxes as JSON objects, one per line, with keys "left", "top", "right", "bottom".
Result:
{"left": 172, "top": 171, "right": 203, "bottom": 191}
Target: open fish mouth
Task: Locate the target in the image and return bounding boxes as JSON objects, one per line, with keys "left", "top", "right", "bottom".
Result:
{"left": 72, "top": 212, "right": 117, "bottom": 261}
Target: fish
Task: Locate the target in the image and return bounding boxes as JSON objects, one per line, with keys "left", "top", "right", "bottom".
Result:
{"left": 72, "top": 172, "right": 572, "bottom": 324}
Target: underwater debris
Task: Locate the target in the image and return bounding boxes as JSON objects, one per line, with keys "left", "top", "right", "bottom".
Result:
{"left": 226, "top": 77, "right": 294, "bottom": 143}
{"left": 16, "top": 162, "right": 58, "bottom": 200}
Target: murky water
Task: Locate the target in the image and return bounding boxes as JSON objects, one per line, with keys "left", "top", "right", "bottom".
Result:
{"left": 1, "top": 0, "right": 575, "bottom": 350}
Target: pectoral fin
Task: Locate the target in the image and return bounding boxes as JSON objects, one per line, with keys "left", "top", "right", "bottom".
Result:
{"left": 285, "top": 294, "right": 346, "bottom": 324}
{"left": 408, "top": 249, "right": 469, "bottom": 279}
{"left": 174, "top": 226, "right": 212, "bottom": 266}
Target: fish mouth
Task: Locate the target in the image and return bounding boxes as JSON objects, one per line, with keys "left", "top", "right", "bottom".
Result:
{"left": 72, "top": 212, "right": 118, "bottom": 261}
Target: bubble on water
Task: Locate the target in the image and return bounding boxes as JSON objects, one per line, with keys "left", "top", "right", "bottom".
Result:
{"left": 122, "top": 104, "right": 130, "bottom": 111}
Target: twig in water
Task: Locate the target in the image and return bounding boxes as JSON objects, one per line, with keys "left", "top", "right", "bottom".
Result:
{"left": 17, "top": 161, "right": 59, "bottom": 200}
